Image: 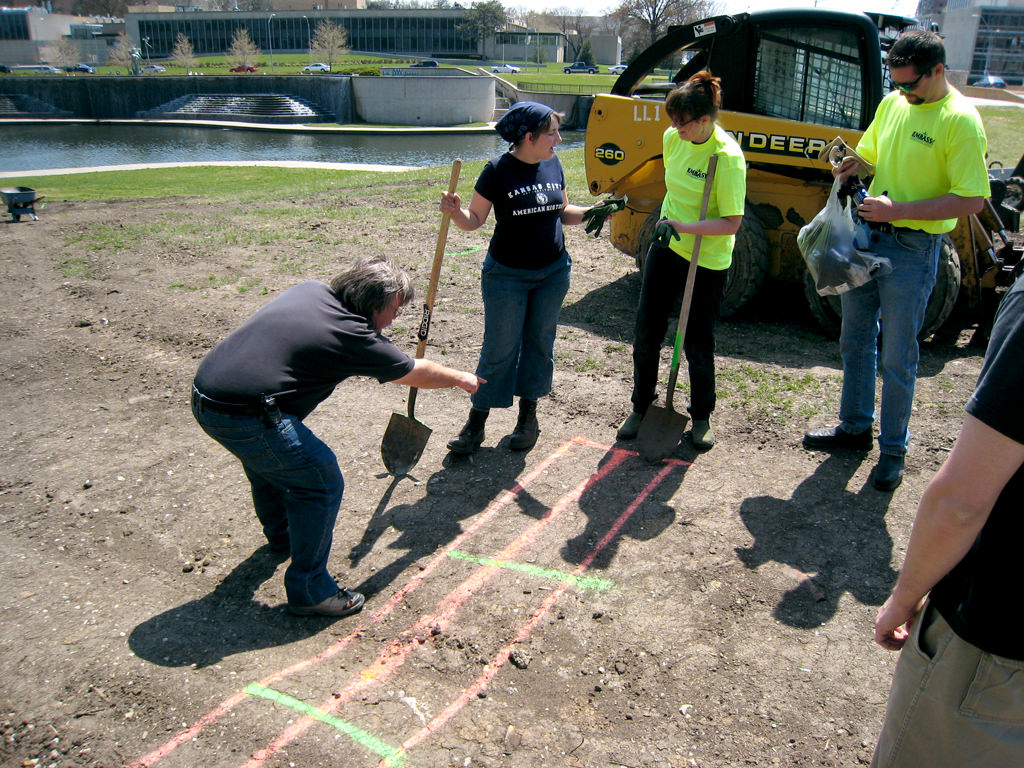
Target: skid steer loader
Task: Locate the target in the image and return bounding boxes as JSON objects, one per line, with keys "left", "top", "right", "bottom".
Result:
{"left": 585, "top": 8, "right": 1023, "bottom": 339}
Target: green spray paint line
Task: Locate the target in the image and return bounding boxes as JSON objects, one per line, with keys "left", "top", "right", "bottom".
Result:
{"left": 244, "top": 683, "right": 407, "bottom": 767}
{"left": 445, "top": 245, "right": 481, "bottom": 256}
{"left": 448, "top": 550, "right": 613, "bottom": 591}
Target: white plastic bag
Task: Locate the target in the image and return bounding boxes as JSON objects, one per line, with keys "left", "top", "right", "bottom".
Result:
{"left": 797, "top": 177, "right": 892, "bottom": 296}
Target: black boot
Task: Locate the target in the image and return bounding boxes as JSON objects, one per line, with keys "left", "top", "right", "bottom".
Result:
{"left": 447, "top": 408, "right": 488, "bottom": 455}
{"left": 509, "top": 398, "right": 539, "bottom": 451}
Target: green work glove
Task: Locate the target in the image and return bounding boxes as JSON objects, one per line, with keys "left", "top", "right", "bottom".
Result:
{"left": 581, "top": 198, "right": 626, "bottom": 237}
{"left": 651, "top": 220, "right": 681, "bottom": 250}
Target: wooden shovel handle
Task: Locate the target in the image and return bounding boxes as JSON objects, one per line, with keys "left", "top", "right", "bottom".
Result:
{"left": 665, "top": 153, "right": 718, "bottom": 409}
{"left": 415, "top": 159, "right": 462, "bottom": 359}
{"left": 408, "top": 159, "right": 462, "bottom": 417}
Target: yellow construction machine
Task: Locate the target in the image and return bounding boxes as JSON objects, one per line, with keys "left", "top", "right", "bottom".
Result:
{"left": 585, "top": 9, "right": 1023, "bottom": 338}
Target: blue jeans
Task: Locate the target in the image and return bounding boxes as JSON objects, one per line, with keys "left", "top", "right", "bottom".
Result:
{"left": 192, "top": 395, "right": 343, "bottom": 607}
{"left": 838, "top": 228, "right": 942, "bottom": 456}
{"left": 471, "top": 251, "right": 571, "bottom": 410}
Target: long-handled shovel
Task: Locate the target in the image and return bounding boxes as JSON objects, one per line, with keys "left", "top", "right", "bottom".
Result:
{"left": 637, "top": 153, "right": 718, "bottom": 463}
{"left": 380, "top": 158, "right": 462, "bottom": 476}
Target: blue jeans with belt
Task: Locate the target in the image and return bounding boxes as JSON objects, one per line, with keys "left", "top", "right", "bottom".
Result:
{"left": 838, "top": 228, "right": 942, "bottom": 456}
{"left": 192, "top": 391, "right": 343, "bottom": 608}
{"left": 471, "top": 251, "right": 571, "bottom": 410}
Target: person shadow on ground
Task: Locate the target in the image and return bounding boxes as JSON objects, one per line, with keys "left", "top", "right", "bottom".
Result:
{"left": 560, "top": 446, "right": 687, "bottom": 571}
{"left": 128, "top": 545, "right": 329, "bottom": 668}
{"left": 346, "top": 446, "right": 529, "bottom": 601}
{"left": 734, "top": 453, "right": 897, "bottom": 629}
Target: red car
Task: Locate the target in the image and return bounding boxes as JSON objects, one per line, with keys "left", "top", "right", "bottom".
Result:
{"left": 230, "top": 65, "right": 258, "bottom": 73}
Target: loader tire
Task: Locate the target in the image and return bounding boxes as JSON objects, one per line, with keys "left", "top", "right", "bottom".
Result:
{"left": 721, "top": 211, "right": 770, "bottom": 317}
{"left": 803, "top": 235, "right": 961, "bottom": 341}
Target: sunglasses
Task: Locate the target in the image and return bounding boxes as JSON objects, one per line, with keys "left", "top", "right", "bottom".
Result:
{"left": 671, "top": 116, "right": 699, "bottom": 130}
{"left": 891, "top": 70, "right": 927, "bottom": 93}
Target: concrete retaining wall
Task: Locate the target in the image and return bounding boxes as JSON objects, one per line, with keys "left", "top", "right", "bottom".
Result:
{"left": 351, "top": 75, "right": 494, "bottom": 125}
{"left": 0, "top": 74, "right": 354, "bottom": 122}
{"left": 0, "top": 73, "right": 593, "bottom": 127}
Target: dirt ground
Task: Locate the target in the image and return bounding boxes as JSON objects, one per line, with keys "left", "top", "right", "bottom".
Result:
{"left": 0, "top": 179, "right": 991, "bottom": 768}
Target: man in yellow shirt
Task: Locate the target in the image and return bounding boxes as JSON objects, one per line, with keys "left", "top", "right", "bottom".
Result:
{"left": 803, "top": 30, "right": 989, "bottom": 491}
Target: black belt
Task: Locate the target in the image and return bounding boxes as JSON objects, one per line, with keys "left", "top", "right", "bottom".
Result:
{"left": 191, "top": 385, "right": 263, "bottom": 417}
{"left": 867, "top": 222, "right": 919, "bottom": 234}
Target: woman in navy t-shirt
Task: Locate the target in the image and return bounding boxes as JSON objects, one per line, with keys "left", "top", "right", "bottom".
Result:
{"left": 440, "top": 101, "right": 607, "bottom": 453}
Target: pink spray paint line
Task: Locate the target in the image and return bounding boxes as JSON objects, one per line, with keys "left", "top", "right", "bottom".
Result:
{"left": 240, "top": 441, "right": 647, "bottom": 767}
{"left": 125, "top": 439, "right": 578, "bottom": 768}
{"left": 131, "top": 434, "right": 680, "bottom": 767}
{"left": 378, "top": 459, "right": 685, "bottom": 766}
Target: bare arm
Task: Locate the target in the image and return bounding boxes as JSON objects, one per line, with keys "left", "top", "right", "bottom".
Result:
{"left": 440, "top": 191, "right": 493, "bottom": 232}
{"left": 832, "top": 157, "right": 985, "bottom": 222}
{"left": 664, "top": 214, "right": 743, "bottom": 238}
{"left": 875, "top": 414, "right": 1024, "bottom": 650}
{"left": 561, "top": 203, "right": 590, "bottom": 226}
{"left": 859, "top": 192, "right": 985, "bottom": 224}
{"left": 392, "top": 358, "right": 483, "bottom": 394}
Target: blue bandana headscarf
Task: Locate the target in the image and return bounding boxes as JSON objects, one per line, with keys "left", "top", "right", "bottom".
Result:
{"left": 495, "top": 101, "right": 555, "bottom": 145}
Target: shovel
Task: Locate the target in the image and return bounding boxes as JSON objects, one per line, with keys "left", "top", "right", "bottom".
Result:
{"left": 380, "top": 158, "right": 462, "bottom": 476}
{"left": 637, "top": 153, "right": 718, "bottom": 462}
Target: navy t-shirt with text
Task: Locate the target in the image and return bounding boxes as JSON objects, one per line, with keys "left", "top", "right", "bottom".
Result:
{"left": 475, "top": 153, "right": 566, "bottom": 270}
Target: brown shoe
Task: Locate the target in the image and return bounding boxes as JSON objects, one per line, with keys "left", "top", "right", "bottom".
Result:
{"left": 288, "top": 588, "right": 365, "bottom": 617}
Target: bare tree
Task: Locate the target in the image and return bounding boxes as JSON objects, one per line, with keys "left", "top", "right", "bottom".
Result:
{"left": 54, "top": 38, "right": 80, "bottom": 69}
{"left": 613, "top": 0, "right": 713, "bottom": 47}
{"left": 540, "top": 7, "right": 597, "bottom": 61}
{"left": 229, "top": 27, "right": 260, "bottom": 68}
{"left": 108, "top": 33, "right": 135, "bottom": 70}
{"left": 311, "top": 20, "right": 350, "bottom": 70}
{"left": 171, "top": 33, "right": 196, "bottom": 71}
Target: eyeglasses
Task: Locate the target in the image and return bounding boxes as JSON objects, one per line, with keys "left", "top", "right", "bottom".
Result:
{"left": 891, "top": 70, "right": 927, "bottom": 93}
{"left": 670, "top": 115, "right": 699, "bottom": 131}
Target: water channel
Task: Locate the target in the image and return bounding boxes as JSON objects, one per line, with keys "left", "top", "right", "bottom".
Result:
{"left": 0, "top": 123, "right": 587, "bottom": 173}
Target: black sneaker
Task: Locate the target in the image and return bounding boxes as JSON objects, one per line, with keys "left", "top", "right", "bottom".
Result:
{"left": 802, "top": 425, "right": 872, "bottom": 451}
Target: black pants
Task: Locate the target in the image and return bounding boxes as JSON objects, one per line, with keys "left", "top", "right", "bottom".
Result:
{"left": 631, "top": 246, "right": 728, "bottom": 420}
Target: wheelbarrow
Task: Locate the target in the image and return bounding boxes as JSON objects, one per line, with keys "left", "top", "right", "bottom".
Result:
{"left": 1, "top": 186, "right": 44, "bottom": 222}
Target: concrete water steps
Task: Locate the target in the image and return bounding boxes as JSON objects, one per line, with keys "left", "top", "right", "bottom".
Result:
{"left": 137, "top": 93, "right": 332, "bottom": 124}
{"left": 0, "top": 93, "right": 72, "bottom": 118}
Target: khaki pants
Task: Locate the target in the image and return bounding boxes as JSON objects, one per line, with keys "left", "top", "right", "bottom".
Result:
{"left": 872, "top": 601, "right": 1024, "bottom": 768}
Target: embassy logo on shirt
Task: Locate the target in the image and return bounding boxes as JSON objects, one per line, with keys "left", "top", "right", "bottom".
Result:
{"left": 910, "top": 130, "right": 935, "bottom": 147}
{"left": 687, "top": 167, "right": 707, "bottom": 180}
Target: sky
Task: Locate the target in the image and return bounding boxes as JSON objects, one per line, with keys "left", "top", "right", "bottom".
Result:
{"left": 504, "top": 0, "right": 921, "bottom": 21}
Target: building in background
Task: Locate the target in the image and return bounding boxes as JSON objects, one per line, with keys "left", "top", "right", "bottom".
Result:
{"left": 936, "top": 0, "right": 1024, "bottom": 85}
{"left": 0, "top": 6, "right": 123, "bottom": 65}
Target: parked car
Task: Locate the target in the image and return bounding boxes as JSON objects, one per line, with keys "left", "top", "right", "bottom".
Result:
{"left": 0, "top": 64, "right": 10, "bottom": 74}
{"left": 968, "top": 74, "right": 1007, "bottom": 88}
{"left": 302, "top": 62, "right": 331, "bottom": 73}
{"left": 490, "top": 63, "right": 521, "bottom": 74}
{"left": 64, "top": 63, "right": 95, "bottom": 73}
{"left": 141, "top": 64, "right": 166, "bottom": 73}
{"left": 230, "top": 64, "right": 258, "bottom": 73}
{"left": 410, "top": 59, "right": 439, "bottom": 68}
{"left": 16, "top": 65, "right": 63, "bottom": 74}
{"left": 607, "top": 64, "right": 628, "bottom": 75}
{"left": 563, "top": 61, "right": 598, "bottom": 74}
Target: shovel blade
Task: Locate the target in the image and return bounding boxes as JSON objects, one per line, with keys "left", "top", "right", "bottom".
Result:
{"left": 636, "top": 405, "right": 689, "bottom": 462}
{"left": 380, "top": 411, "right": 432, "bottom": 477}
